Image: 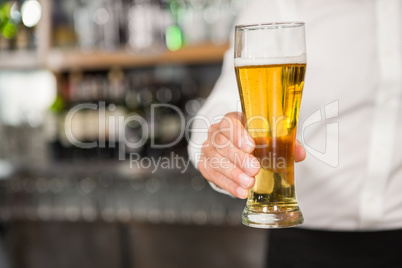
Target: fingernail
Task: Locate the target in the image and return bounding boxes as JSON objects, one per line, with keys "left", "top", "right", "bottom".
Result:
{"left": 239, "top": 173, "right": 253, "bottom": 188}
{"left": 236, "top": 187, "right": 249, "bottom": 199}
{"left": 296, "top": 139, "right": 302, "bottom": 146}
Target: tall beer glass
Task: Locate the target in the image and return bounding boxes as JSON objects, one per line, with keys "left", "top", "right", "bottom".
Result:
{"left": 234, "top": 22, "right": 306, "bottom": 228}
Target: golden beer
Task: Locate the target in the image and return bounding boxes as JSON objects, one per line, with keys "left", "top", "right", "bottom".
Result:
{"left": 235, "top": 61, "right": 306, "bottom": 227}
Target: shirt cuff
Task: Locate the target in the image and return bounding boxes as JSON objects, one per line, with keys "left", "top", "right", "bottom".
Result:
{"left": 208, "top": 181, "right": 235, "bottom": 198}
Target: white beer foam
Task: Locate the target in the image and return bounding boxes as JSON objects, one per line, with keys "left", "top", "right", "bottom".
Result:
{"left": 234, "top": 54, "right": 306, "bottom": 67}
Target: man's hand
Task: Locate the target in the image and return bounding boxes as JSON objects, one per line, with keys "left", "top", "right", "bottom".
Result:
{"left": 198, "top": 112, "right": 306, "bottom": 199}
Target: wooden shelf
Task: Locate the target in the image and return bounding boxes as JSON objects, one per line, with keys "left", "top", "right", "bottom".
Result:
{"left": 0, "top": 1, "right": 229, "bottom": 71}
{"left": 46, "top": 43, "right": 229, "bottom": 72}
{"left": 0, "top": 50, "right": 42, "bottom": 70}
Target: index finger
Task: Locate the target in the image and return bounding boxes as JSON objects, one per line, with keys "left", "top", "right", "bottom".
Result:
{"left": 214, "top": 112, "right": 255, "bottom": 153}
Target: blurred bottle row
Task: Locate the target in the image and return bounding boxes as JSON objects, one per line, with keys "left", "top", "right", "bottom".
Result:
{"left": 55, "top": 0, "right": 245, "bottom": 52}
{"left": 52, "top": 66, "right": 199, "bottom": 158}
{"left": 0, "top": 168, "right": 244, "bottom": 225}
{"left": 15, "top": 64, "right": 220, "bottom": 163}
{"left": 0, "top": 0, "right": 42, "bottom": 51}
{"left": 0, "top": 0, "right": 245, "bottom": 52}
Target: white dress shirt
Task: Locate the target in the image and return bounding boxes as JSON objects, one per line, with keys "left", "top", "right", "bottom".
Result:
{"left": 188, "top": 0, "right": 402, "bottom": 231}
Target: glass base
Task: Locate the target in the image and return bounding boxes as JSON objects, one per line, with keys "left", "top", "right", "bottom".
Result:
{"left": 242, "top": 206, "right": 304, "bottom": 229}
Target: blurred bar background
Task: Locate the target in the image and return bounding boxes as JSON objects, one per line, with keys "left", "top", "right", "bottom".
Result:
{"left": 0, "top": 0, "right": 267, "bottom": 267}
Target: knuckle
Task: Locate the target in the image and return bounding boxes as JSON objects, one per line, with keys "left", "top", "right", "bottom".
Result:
{"left": 209, "top": 149, "right": 221, "bottom": 160}
{"left": 208, "top": 123, "right": 218, "bottom": 134}
{"left": 203, "top": 146, "right": 212, "bottom": 158}
{"left": 227, "top": 112, "right": 242, "bottom": 121}
{"left": 209, "top": 125, "right": 220, "bottom": 141}
{"left": 207, "top": 124, "right": 214, "bottom": 132}
{"left": 219, "top": 116, "right": 232, "bottom": 129}
{"left": 204, "top": 147, "right": 219, "bottom": 162}
{"left": 210, "top": 129, "right": 222, "bottom": 146}
{"left": 226, "top": 112, "right": 237, "bottom": 117}
{"left": 202, "top": 143, "right": 215, "bottom": 160}
{"left": 214, "top": 133, "right": 223, "bottom": 145}
{"left": 215, "top": 133, "right": 229, "bottom": 148}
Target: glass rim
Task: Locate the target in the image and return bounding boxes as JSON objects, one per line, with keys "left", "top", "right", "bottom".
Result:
{"left": 235, "top": 21, "right": 305, "bottom": 31}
